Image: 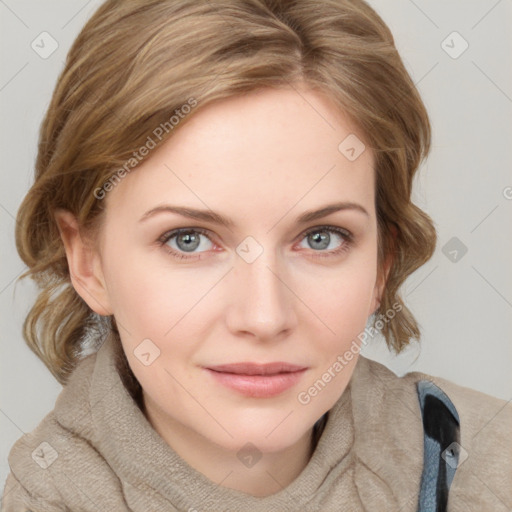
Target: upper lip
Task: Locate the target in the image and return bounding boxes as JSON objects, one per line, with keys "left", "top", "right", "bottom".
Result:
{"left": 205, "top": 362, "right": 307, "bottom": 375}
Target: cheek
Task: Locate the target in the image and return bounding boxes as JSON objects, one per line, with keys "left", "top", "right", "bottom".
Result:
{"left": 302, "top": 259, "right": 378, "bottom": 337}
{"left": 294, "top": 265, "right": 377, "bottom": 411}
{"left": 102, "top": 248, "right": 216, "bottom": 379}
{"left": 101, "top": 241, "right": 196, "bottom": 336}
{"left": 296, "top": 256, "right": 378, "bottom": 397}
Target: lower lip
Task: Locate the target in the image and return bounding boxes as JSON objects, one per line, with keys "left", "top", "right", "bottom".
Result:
{"left": 204, "top": 368, "right": 307, "bottom": 398}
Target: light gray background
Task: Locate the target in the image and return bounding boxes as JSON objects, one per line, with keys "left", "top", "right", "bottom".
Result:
{"left": 1, "top": 0, "right": 511, "bottom": 497}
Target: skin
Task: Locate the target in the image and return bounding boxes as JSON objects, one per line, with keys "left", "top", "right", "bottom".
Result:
{"left": 55, "top": 84, "right": 391, "bottom": 497}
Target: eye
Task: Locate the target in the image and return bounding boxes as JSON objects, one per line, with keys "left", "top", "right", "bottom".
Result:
{"left": 158, "top": 225, "right": 354, "bottom": 261}
{"left": 296, "top": 226, "right": 353, "bottom": 258}
{"left": 158, "top": 228, "right": 214, "bottom": 260}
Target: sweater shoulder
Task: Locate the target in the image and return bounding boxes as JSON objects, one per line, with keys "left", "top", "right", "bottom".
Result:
{"left": 2, "top": 451, "right": 67, "bottom": 511}
{"left": 359, "top": 355, "right": 510, "bottom": 426}
{"left": 3, "top": 410, "right": 77, "bottom": 507}
{"left": 2, "top": 352, "right": 99, "bottom": 506}
{"left": 358, "top": 355, "right": 512, "bottom": 509}
{"left": 401, "top": 362, "right": 510, "bottom": 438}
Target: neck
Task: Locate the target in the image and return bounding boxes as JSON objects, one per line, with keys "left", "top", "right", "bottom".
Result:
{"left": 142, "top": 393, "right": 316, "bottom": 497}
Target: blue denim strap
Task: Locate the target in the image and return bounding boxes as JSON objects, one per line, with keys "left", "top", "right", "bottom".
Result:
{"left": 416, "top": 380, "right": 461, "bottom": 512}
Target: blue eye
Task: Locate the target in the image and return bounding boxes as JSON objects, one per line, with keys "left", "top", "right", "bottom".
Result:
{"left": 297, "top": 226, "right": 353, "bottom": 258}
{"left": 159, "top": 228, "right": 213, "bottom": 259}
{"left": 158, "top": 225, "right": 354, "bottom": 261}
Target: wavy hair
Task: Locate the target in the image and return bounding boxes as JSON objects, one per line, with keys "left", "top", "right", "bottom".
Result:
{"left": 15, "top": 0, "right": 436, "bottom": 391}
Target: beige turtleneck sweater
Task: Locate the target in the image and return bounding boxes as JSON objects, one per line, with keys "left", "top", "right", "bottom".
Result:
{"left": 2, "top": 331, "right": 511, "bottom": 511}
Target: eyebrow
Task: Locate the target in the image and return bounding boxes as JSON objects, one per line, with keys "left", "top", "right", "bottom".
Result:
{"left": 138, "top": 201, "right": 369, "bottom": 228}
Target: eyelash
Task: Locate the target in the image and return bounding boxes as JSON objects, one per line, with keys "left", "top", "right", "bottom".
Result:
{"left": 157, "top": 225, "right": 354, "bottom": 261}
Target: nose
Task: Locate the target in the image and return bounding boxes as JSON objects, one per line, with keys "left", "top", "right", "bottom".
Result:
{"left": 224, "top": 246, "right": 298, "bottom": 342}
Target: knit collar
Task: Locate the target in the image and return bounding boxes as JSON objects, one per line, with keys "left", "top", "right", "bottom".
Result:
{"left": 52, "top": 330, "right": 427, "bottom": 510}
{"left": 88, "top": 331, "right": 356, "bottom": 510}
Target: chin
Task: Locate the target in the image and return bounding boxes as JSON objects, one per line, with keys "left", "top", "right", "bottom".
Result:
{"left": 204, "top": 410, "right": 313, "bottom": 454}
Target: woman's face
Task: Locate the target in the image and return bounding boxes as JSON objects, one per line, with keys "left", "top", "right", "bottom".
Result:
{"left": 94, "top": 85, "right": 383, "bottom": 455}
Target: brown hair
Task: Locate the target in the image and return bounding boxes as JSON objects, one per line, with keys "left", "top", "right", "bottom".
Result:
{"left": 15, "top": 0, "right": 436, "bottom": 390}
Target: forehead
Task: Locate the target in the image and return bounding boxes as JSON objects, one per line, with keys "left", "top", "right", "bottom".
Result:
{"left": 104, "top": 86, "right": 375, "bottom": 227}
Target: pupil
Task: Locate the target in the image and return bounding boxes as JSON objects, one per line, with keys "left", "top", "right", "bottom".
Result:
{"left": 178, "top": 232, "right": 199, "bottom": 252}
{"left": 310, "top": 231, "right": 329, "bottom": 250}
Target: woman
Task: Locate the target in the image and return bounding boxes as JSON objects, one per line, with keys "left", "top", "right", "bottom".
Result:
{"left": 3, "top": 0, "right": 510, "bottom": 511}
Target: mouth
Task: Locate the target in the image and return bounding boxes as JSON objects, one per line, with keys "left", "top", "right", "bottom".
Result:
{"left": 203, "top": 362, "right": 308, "bottom": 398}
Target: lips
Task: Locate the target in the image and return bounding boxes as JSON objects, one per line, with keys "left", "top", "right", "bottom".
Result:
{"left": 203, "top": 362, "right": 308, "bottom": 398}
{"left": 206, "top": 362, "right": 307, "bottom": 376}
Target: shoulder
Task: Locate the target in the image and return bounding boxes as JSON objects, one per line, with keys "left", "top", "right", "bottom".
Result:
{"left": 2, "top": 410, "right": 71, "bottom": 510}
{"left": 356, "top": 355, "right": 510, "bottom": 427}
{"left": 1, "top": 351, "right": 115, "bottom": 509}
{"left": 356, "top": 355, "right": 512, "bottom": 510}
{"left": 404, "top": 363, "right": 512, "bottom": 510}
{"left": 387, "top": 359, "right": 511, "bottom": 451}
{"left": 358, "top": 354, "right": 510, "bottom": 431}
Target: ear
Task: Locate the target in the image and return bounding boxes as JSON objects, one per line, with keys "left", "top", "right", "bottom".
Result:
{"left": 370, "top": 252, "right": 393, "bottom": 315}
{"left": 54, "top": 208, "right": 113, "bottom": 316}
